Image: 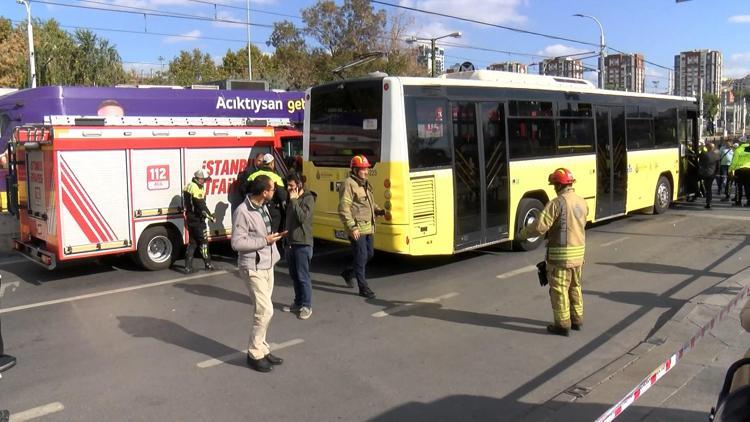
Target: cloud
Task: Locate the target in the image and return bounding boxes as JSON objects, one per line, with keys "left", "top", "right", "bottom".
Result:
{"left": 728, "top": 15, "right": 750, "bottom": 23}
{"left": 536, "top": 44, "right": 591, "bottom": 59}
{"left": 163, "top": 30, "right": 201, "bottom": 43}
{"left": 730, "top": 53, "right": 750, "bottom": 63}
{"left": 399, "top": 0, "right": 527, "bottom": 25}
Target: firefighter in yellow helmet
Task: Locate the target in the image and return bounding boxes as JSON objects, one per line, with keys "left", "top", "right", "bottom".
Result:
{"left": 519, "top": 168, "right": 589, "bottom": 336}
{"left": 183, "top": 169, "right": 215, "bottom": 273}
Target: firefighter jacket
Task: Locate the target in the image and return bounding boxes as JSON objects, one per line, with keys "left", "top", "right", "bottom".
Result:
{"left": 729, "top": 143, "right": 750, "bottom": 174}
{"left": 519, "top": 187, "right": 588, "bottom": 268}
{"left": 338, "top": 173, "right": 383, "bottom": 236}
{"left": 183, "top": 179, "right": 213, "bottom": 226}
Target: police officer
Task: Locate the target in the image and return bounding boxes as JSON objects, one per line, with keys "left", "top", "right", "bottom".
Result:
{"left": 519, "top": 168, "right": 588, "bottom": 337}
{"left": 248, "top": 154, "right": 287, "bottom": 233}
{"left": 183, "top": 169, "right": 214, "bottom": 273}
{"left": 338, "top": 155, "right": 384, "bottom": 299}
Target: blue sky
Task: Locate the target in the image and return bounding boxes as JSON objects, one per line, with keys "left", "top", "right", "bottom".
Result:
{"left": 2, "top": 0, "right": 749, "bottom": 91}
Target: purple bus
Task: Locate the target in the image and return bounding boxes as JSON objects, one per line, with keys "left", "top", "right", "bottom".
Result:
{"left": 0, "top": 86, "right": 305, "bottom": 151}
{"left": 0, "top": 85, "right": 305, "bottom": 211}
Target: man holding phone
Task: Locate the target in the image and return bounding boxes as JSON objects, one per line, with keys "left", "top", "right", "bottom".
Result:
{"left": 232, "top": 175, "right": 286, "bottom": 373}
{"left": 283, "top": 174, "right": 316, "bottom": 320}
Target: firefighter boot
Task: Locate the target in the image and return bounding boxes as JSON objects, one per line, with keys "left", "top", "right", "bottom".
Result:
{"left": 184, "top": 244, "right": 196, "bottom": 274}
{"left": 200, "top": 243, "right": 213, "bottom": 271}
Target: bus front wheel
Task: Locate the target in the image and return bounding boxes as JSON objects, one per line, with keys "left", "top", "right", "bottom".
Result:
{"left": 654, "top": 176, "right": 671, "bottom": 214}
{"left": 513, "top": 198, "right": 545, "bottom": 251}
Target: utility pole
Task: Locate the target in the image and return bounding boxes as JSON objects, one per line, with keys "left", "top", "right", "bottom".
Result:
{"left": 723, "top": 90, "right": 728, "bottom": 137}
{"left": 698, "top": 76, "right": 704, "bottom": 138}
{"left": 17, "top": 0, "right": 36, "bottom": 88}
{"left": 246, "top": 0, "right": 252, "bottom": 80}
{"left": 573, "top": 14, "right": 605, "bottom": 89}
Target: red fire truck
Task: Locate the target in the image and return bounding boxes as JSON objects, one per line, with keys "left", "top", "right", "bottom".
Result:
{"left": 9, "top": 116, "right": 300, "bottom": 270}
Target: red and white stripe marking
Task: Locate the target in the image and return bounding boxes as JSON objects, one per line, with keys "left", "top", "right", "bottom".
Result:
{"left": 595, "top": 283, "right": 750, "bottom": 422}
{"left": 59, "top": 156, "right": 117, "bottom": 243}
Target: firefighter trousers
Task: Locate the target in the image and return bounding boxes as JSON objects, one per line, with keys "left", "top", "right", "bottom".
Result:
{"left": 547, "top": 265, "right": 583, "bottom": 329}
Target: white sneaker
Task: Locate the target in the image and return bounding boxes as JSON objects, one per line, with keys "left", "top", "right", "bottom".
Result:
{"left": 297, "top": 307, "right": 312, "bottom": 320}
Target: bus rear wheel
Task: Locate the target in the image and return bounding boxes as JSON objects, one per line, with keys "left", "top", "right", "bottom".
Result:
{"left": 513, "top": 198, "right": 545, "bottom": 251}
{"left": 135, "top": 226, "right": 178, "bottom": 271}
{"left": 654, "top": 176, "right": 671, "bottom": 214}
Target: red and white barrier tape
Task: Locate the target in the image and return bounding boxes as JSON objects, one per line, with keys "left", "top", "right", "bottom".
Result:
{"left": 595, "top": 282, "right": 750, "bottom": 422}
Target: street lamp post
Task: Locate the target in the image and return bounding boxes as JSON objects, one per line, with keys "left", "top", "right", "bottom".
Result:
{"left": 407, "top": 32, "right": 461, "bottom": 77}
{"left": 247, "top": 0, "right": 253, "bottom": 81}
{"left": 573, "top": 14, "right": 605, "bottom": 89}
{"left": 17, "top": 0, "right": 36, "bottom": 88}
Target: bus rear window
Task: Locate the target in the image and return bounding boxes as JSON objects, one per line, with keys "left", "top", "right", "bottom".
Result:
{"left": 309, "top": 80, "right": 383, "bottom": 167}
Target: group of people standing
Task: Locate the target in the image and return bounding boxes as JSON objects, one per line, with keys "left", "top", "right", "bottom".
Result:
{"left": 186, "top": 152, "right": 383, "bottom": 372}
{"left": 693, "top": 136, "right": 750, "bottom": 209}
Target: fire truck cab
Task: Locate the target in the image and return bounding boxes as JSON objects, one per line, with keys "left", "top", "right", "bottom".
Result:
{"left": 9, "top": 116, "right": 298, "bottom": 270}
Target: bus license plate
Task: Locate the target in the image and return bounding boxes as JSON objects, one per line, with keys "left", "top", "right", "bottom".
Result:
{"left": 334, "top": 230, "right": 347, "bottom": 240}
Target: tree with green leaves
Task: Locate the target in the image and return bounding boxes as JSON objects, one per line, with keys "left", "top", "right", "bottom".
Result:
{"left": 703, "top": 92, "right": 720, "bottom": 120}
{"left": 168, "top": 49, "right": 221, "bottom": 86}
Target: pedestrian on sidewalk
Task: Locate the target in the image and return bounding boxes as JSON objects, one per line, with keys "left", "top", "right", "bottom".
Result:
{"left": 338, "top": 155, "right": 385, "bottom": 300}
{"left": 283, "top": 173, "right": 316, "bottom": 320}
{"left": 519, "top": 168, "right": 588, "bottom": 337}
{"left": 232, "top": 175, "right": 285, "bottom": 373}
{"left": 698, "top": 141, "right": 720, "bottom": 209}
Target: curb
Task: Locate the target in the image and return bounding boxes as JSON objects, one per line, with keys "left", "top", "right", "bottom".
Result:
{"left": 522, "top": 266, "right": 750, "bottom": 421}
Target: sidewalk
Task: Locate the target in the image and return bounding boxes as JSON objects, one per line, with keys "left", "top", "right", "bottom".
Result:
{"left": 521, "top": 267, "right": 750, "bottom": 422}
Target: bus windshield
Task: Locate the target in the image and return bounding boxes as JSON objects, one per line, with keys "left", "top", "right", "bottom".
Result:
{"left": 309, "top": 79, "right": 383, "bottom": 167}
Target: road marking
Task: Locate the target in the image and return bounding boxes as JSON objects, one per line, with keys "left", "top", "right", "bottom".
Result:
{"left": 496, "top": 265, "right": 537, "bottom": 279}
{"left": 371, "top": 292, "right": 459, "bottom": 318}
{"left": 673, "top": 211, "right": 750, "bottom": 221}
{"left": 0, "top": 281, "right": 19, "bottom": 298}
{"left": 600, "top": 236, "right": 630, "bottom": 247}
{"left": 196, "top": 338, "right": 305, "bottom": 368}
{"left": 0, "top": 271, "right": 230, "bottom": 315}
{"left": 10, "top": 402, "right": 65, "bottom": 422}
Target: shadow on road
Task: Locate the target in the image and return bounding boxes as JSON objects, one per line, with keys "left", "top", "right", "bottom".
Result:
{"left": 366, "top": 394, "right": 711, "bottom": 422}
{"left": 366, "top": 297, "right": 549, "bottom": 335}
{"left": 116, "top": 315, "right": 246, "bottom": 368}
{"left": 598, "top": 261, "right": 731, "bottom": 278}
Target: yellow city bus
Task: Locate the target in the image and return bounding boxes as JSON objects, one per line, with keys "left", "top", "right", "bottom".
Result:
{"left": 303, "top": 70, "right": 699, "bottom": 255}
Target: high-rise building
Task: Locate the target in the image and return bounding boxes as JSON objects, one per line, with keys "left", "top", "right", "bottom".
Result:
{"left": 415, "top": 42, "right": 446, "bottom": 76}
{"left": 604, "top": 53, "right": 645, "bottom": 92}
{"left": 487, "top": 62, "right": 527, "bottom": 73}
{"left": 673, "top": 49, "right": 722, "bottom": 96}
{"left": 538, "top": 58, "right": 583, "bottom": 79}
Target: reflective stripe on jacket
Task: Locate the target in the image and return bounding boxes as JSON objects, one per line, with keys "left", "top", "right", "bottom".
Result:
{"left": 519, "top": 187, "right": 588, "bottom": 268}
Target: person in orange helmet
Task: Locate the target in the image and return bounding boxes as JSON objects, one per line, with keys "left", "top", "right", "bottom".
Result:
{"left": 338, "top": 155, "right": 384, "bottom": 299}
{"left": 519, "top": 168, "right": 588, "bottom": 336}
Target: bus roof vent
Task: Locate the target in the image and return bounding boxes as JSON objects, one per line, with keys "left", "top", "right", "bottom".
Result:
{"left": 443, "top": 70, "right": 596, "bottom": 89}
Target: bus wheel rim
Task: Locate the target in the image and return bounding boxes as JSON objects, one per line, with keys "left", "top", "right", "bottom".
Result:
{"left": 524, "top": 209, "right": 540, "bottom": 242}
{"left": 657, "top": 183, "right": 669, "bottom": 208}
{"left": 147, "top": 235, "right": 172, "bottom": 264}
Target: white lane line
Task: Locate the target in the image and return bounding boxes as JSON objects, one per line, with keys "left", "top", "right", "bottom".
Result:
{"left": 0, "top": 270, "right": 230, "bottom": 315}
{"left": 196, "top": 338, "right": 305, "bottom": 368}
{"left": 371, "top": 292, "right": 459, "bottom": 318}
{"left": 10, "top": 402, "right": 65, "bottom": 422}
{"left": 600, "top": 236, "right": 631, "bottom": 248}
{"left": 496, "top": 265, "right": 537, "bottom": 279}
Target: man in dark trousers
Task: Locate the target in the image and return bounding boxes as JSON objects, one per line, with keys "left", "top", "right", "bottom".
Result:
{"left": 519, "top": 168, "right": 589, "bottom": 337}
{"left": 0, "top": 275, "right": 16, "bottom": 373}
{"left": 338, "top": 155, "right": 384, "bottom": 299}
{"left": 698, "top": 141, "right": 721, "bottom": 209}
{"left": 283, "top": 173, "right": 316, "bottom": 320}
{"left": 183, "top": 169, "right": 215, "bottom": 273}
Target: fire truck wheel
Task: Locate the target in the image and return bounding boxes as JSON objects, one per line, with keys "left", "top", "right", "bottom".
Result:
{"left": 136, "top": 226, "right": 177, "bottom": 271}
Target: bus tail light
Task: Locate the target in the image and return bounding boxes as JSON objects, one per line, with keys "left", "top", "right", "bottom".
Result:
{"left": 385, "top": 212, "right": 392, "bottom": 221}
{"left": 384, "top": 179, "right": 391, "bottom": 188}
{"left": 383, "top": 83, "right": 389, "bottom": 91}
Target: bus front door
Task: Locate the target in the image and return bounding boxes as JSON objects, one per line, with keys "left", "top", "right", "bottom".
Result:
{"left": 595, "top": 106, "right": 627, "bottom": 219}
{"left": 451, "top": 101, "right": 509, "bottom": 250}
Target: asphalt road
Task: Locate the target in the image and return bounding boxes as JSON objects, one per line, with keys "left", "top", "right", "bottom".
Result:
{"left": 0, "top": 201, "right": 749, "bottom": 421}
